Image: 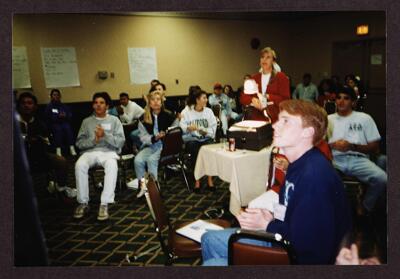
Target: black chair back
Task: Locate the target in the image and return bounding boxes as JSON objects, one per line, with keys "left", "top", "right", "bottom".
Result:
{"left": 160, "top": 127, "right": 184, "bottom": 165}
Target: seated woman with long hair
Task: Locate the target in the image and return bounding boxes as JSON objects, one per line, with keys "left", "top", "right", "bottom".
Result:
{"left": 180, "top": 89, "right": 217, "bottom": 193}
{"left": 134, "top": 90, "right": 175, "bottom": 198}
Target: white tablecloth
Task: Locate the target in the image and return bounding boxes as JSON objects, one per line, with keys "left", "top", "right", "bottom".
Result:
{"left": 194, "top": 143, "right": 272, "bottom": 215}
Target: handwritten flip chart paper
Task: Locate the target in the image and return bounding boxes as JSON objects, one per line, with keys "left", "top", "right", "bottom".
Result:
{"left": 12, "top": 47, "right": 31, "bottom": 88}
{"left": 128, "top": 47, "right": 158, "bottom": 84}
{"left": 41, "top": 47, "right": 80, "bottom": 88}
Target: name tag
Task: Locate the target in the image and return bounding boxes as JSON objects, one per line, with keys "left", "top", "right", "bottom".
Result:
{"left": 101, "top": 123, "right": 111, "bottom": 131}
{"left": 52, "top": 109, "right": 59, "bottom": 113}
{"left": 273, "top": 203, "right": 287, "bottom": 221}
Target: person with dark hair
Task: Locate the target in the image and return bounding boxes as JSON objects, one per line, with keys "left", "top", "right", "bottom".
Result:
{"left": 16, "top": 92, "right": 72, "bottom": 196}
{"left": 134, "top": 90, "right": 176, "bottom": 198}
{"left": 116, "top": 92, "right": 144, "bottom": 153}
{"left": 327, "top": 86, "right": 386, "bottom": 214}
{"left": 150, "top": 79, "right": 160, "bottom": 88}
{"left": 44, "top": 88, "right": 77, "bottom": 156}
{"left": 150, "top": 82, "right": 168, "bottom": 105}
{"left": 117, "top": 92, "right": 144, "bottom": 125}
{"left": 344, "top": 74, "right": 366, "bottom": 111}
{"left": 240, "top": 47, "right": 290, "bottom": 123}
{"left": 317, "top": 79, "right": 336, "bottom": 114}
{"left": 330, "top": 75, "right": 342, "bottom": 92}
{"left": 14, "top": 111, "right": 48, "bottom": 266}
{"left": 201, "top": 100, "right": 351, "bottom": 265}
{"left": 180, "top": 89, "right": 217, "bottom": 193}
{"left": 187, "top": 85, "right": 201, "bottom": 102}
{"left": 292, "top": 73, "right": 319, "bottom": 102}
{"left": 223, "top": 84, "right": 241, "bottom": 115}
{"left": 74, "top": 92, "right": 125, "bottom": 221}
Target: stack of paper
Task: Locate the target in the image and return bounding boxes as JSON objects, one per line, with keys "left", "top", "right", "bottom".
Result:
{"left": 228, "top": 120, "right": 267, "bottom": 133}
{"left": 247, "top": 190, "right": 279, "bottom": 213}
{"left": 175, "top": 219, "right": 224, "bottom": 243}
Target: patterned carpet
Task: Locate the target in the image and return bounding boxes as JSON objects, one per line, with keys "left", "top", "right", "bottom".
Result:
{"left": 32, "top": 157, "right": 234, "bottom": 266}
{"left": 31, "top": 156, "right": 387, "bottom": 266}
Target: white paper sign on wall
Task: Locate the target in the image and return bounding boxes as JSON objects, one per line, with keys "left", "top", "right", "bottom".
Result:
{"left": 127, "top": 47, "right": 158, "bottom": 84}
{"left": 41, "top": 47, "right": 80, "bottom": 88}
{"left": 12, "top": 46, "right": 31, "bottom": 89}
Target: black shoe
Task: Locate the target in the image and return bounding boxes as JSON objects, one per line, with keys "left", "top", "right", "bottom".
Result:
{"left": 193, "top": 187, "right": 201, "bottom": 194}
{"left": 207, "top": 186, "right": 216, "bottom": 192}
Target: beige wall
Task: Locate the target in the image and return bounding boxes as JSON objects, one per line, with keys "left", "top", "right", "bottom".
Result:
{"left": 13, "top": 12, "right": 385, "bottom": 104}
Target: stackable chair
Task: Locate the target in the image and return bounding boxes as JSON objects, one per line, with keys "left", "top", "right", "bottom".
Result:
{"left": 89, "top": 142, "right": 134, "bottom": 192}
{"left": 138, "top": 176, "right": 230, "bottom": 265}
{"left": 158, "top": 126, "right": 190, "bottom": 192}
{"left": 211, "top": 104, "right": 224, "bottom": 141}
{"left": 228, "top": 229, "right": 296, "bottom": 265}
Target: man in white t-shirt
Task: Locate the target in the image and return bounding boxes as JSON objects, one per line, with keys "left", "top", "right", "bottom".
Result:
{"left": 116, "top": 92, "right": 144, "bottom": 153}
{"left": 327, "top": 86, "right": 386, "bottom": 213}
{"left": 117, "top": 92, "right": 144, "bottom": 124}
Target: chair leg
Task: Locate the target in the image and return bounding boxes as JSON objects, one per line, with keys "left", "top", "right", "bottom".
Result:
{"left": 121, "top": 161, "right": 127, "bottom": 191}
{"left": 90, "top": 171, "right": 96, "bottom": 189}
{"left": 165, "top": 254, "right": 175, "bottom": 266}
{"left": 179, "top": 159, "right": 191, "bottom": 192}
{"left": 130, "top": 243, "right": 161, "bottom": 262}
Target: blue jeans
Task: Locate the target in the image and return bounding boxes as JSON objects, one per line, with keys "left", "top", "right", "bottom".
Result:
{"left": 129, "top": 129, "right": 142, "bottom": 149}
{"left": 333, "top": 154, "right": 387, "bottom": 211}
{"left": 134, "top": 145, "right": 162, "bottom": 180}
{"left": 374, "top": 154, "right": 387, "bottom": 171}
{"left": 201, "top": 228, "right": 272, "bottom": 266}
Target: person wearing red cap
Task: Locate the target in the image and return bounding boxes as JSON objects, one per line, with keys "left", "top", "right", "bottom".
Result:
{"left": 240, "top": 47, "right": 291, "bottom": 123}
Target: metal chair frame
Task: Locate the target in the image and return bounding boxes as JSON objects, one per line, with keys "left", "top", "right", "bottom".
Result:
{"left": 159, "top": 126, "right": 190, "bottom": 192}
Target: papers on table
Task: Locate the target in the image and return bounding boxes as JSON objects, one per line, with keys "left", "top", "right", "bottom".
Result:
{"left": 235, "top": 120, "right": 267, "bottom": 128}
{"left": 247, "top": 190, "right": 279, "bottom": 213}
{"left": 175, "top": 219, "right": 224, "bottom": 243}
{"left": 228, "top": 120, "right": 267, "bottom": 133}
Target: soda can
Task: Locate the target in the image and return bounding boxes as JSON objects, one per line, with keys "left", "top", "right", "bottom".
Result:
{"left": 228, "top": 138, "right": 236, "bottom": 152}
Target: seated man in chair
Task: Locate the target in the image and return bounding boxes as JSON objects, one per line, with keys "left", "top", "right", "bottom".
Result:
{"left": 201, "top": 100, "right": 351, "bottom": 265}
{"left": 16, "top": 92, "right": 71, "bottom": 196}
{"left": 327, "top": 86, "right": 387, "bottom": 214}
{"left": 74, "top": 92, "right": 125, "bottom": 221}
{"left": 116, "top": 92, "right": 144, "bottom": 154}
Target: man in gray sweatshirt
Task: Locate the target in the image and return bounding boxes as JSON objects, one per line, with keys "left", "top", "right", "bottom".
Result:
{"left": 74, "top": 92, "right": 125, "bottom": 221}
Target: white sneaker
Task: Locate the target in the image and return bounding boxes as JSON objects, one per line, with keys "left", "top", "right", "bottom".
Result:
{"left": 74, "top": 203, "right": 89, "bottom": 219}
{"left": 55, "top": 183, "right": 66, "bottom": 192}
{"left": 56, "top": 147, "right": 62, "bottom": 157}
{"left": 64, "top": 187, "right": 77, "bottom": 198}
{"left": 127, "top": 178, "right": 139, "bottom": 190}
{"left": 97, "top": 204, "right": 109, "bottom": 221}
{"left": 70, "top": 145, "right": 77, "bottom": 156}
{"left": 47, "top": 181, "right": 55, "bottom": 193}
{"left": 136, "top": 184, "right": 147, "bottom": 198}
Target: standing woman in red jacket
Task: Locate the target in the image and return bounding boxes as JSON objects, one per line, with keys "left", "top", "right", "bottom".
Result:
{"left": 240, "top": 47, "right": 291, "bottom": 123}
